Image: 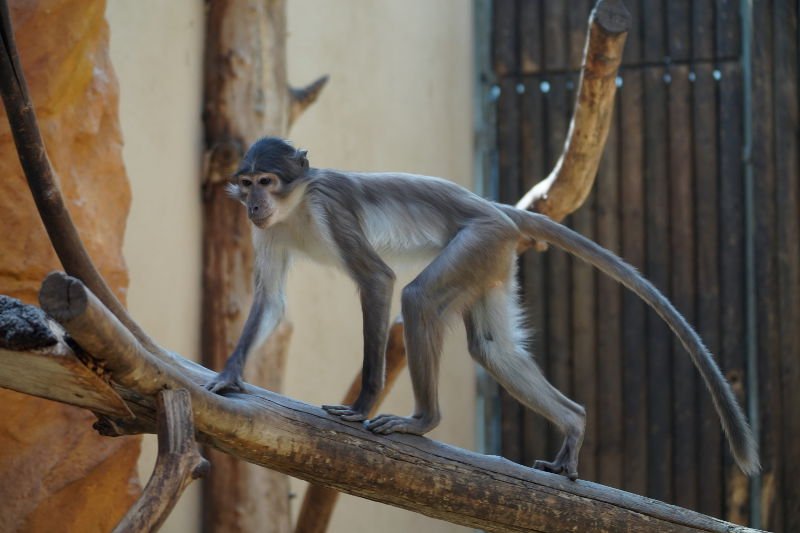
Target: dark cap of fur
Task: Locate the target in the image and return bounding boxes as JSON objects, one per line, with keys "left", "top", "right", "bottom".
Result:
{"left": 236, "top": 137, "right": 309, "bottom": 182}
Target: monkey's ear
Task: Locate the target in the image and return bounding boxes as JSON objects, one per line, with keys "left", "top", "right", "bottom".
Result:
{"left": 297, "top": 149, "right": 309, "bottom": 169}
{"left": 224, "top": 182, "right": 241, "bottom": 198}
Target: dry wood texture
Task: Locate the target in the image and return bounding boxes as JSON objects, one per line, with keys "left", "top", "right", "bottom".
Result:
{"left": 201, "top": 1, "right": 326, "bottom": 531}
{"left": 0, "top": 274, "right": 758, "bottom": 533}
{"left": 112, "top": 390, "right": 209, "bottom": 533}
{"left": 516, "top": 0, "right": 630, "bottom": 225}
{"left": 294, "top": 320, "right": 407, "bottom": 533}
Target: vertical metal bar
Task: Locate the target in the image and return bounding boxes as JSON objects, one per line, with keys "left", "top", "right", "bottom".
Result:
{"left": 473, "top": 0, "right": 502, "bottom": 455}
{"left": 739, "top": 0, "right": 761, "bottom": 527}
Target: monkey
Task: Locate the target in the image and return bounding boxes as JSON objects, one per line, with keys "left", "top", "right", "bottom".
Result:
{"left": 206, "top": 136, "right": 759, "bottom": 480}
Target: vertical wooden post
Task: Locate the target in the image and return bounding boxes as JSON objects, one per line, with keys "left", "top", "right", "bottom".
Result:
{"left": 201, "top": 2, "right": 324, "bottom": 531}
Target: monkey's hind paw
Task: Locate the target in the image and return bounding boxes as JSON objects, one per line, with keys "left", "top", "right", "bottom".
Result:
{"left": 365, "top": 414, "right": 432, "bottom": 435}
{"left": 322, "top": 404, "right": 368, "bottom": 422}
{"left": 205, "top": 373, "right": 246, "bottom": 395}
{"left": 533, "top": 459, "right": 579, "bottom": 481}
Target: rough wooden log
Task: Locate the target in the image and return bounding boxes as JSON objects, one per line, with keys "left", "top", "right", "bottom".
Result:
{"left": 202, "top": 1, "right": 326, "bottom": 530}
{"left": 0, "top": 295, "right": 132, "bottom": 418}
{"left": 112, "top": 389, "right": 209, "bottom": 533}
{"left": 516, "top": 0, "right": 630, "bottom": 231}
{"left": 294, "top": 319, "right": 407, "bottom": 533}
{"left": 26, "top": 273, "right": 760, "bottom": 533}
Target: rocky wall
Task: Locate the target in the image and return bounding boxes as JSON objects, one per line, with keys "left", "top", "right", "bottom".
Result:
{"left": 0, "top": 1, "right": 141, "bottom": 531}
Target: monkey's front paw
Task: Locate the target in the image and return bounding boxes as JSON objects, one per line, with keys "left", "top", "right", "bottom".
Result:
{"left": 205, "top": 372, "right": 245, "bottom": 395}
{"left": 322, "top": 404, "right": 368, "bottom": 422}
{"left": 365, "top": 414, "right": 432, "bottom": 435}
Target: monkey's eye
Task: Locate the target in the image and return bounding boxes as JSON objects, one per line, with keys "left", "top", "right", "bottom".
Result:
{"left": 259, "top": 177, "right": 272, "bottom": 186}
{"left": 240, "top": 178, "right": 253, "bottom": 187}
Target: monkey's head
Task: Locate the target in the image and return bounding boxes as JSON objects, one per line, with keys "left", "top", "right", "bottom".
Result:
{"left": 228, "top": 137, "right": 311, "bottom": 229}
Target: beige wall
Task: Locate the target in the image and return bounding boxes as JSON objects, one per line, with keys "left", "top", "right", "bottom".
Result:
{"left": 107, "top": 1, "right": 474, "bottom": 531}
{"left": 106, "top": 1, "right": 205, "bottom": 532}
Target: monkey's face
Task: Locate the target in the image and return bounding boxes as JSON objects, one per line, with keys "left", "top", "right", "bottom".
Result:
{"left": 228, "top": 173, "right": 302, "bottom": 229}
{"left": 228, "top": 173, "right": 280, "bottom": 228}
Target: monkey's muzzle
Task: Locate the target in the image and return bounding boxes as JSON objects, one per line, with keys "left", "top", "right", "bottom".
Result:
{"left": 249, "top": 215, "right": 270, "bottom": 229}
{"left": 248, "top": 204, "right": 271, "bottom": 228}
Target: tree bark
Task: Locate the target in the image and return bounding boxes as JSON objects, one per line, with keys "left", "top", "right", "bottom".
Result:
{"left": 202, "top": 1, "right": 326, "bottom": 531}
{"left": 112, "top": 390, "right": 209, "bottom": 533}
{"left": 516, "top": 0, "right": 630, "bottom": 232}
{"left": 18, "top": 273, "right": 758, "bottom": 533}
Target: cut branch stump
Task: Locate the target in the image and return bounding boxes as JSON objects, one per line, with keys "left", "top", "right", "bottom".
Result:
{"left": 517, "top": 0, "right": 631, "bottom": 250}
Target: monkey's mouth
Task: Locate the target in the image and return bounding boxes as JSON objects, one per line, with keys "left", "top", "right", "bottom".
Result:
{"left": 249, "top": 215, "right": 271, "bottom": 228}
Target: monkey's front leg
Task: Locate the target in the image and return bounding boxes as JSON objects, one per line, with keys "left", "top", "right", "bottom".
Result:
{"left": 206, "top": 289, "right": 282, "bottom": 394}
{"left": 323, "top": 270, "right": 394, "bottom": 421}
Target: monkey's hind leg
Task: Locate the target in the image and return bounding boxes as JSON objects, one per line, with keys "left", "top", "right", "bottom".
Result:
{"left": 464, "top": 287, "right": 585, "bottom": 480}
{"left": 367, "top": 221, "right": 519, "bottom": 437}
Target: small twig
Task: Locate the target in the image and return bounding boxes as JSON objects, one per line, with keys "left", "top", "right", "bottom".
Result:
{"left": 112, "top": 389, "right": 209, "bottom": 533}
{"left": 288, "top": 75, "right": 329, "bottom": 127}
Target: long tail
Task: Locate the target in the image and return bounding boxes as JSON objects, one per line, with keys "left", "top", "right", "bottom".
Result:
{"left": 503, "top": 206, "right": 760, "bottom": 476}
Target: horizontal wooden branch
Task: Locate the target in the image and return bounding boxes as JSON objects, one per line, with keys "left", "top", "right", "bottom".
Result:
{"left": 112, "top": 389, "right": 209, "bottom": 533}
{"left": 0, "top": 273, "right": 753, "bottom": 533}
{"left": 0, "top": 295, "right": 132, "bottom": 417}
{"left": 295, "top": 319, "right": 408, "bottom": 533}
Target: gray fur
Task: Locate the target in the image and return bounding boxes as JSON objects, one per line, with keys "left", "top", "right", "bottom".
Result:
{"left": 208, "top": 137, "right": 759, "bottom": 479}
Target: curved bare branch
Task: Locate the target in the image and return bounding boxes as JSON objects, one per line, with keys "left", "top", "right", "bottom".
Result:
{"left": 112, "top": 389, "right": 209, "bottom": 533}
{"left": 516, "top": 0, "right": 631, "bottom": 225}
{"left": 0, "top": 0, "right": 160, "bottom": 355}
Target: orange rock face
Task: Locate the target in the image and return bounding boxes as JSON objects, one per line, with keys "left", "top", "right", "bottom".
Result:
{"left": 0, "top": 0, "right": 141, "bottom": 530}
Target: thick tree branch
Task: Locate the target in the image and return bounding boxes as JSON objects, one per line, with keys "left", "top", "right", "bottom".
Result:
{"left": 516, "top": 0, "right": 630, "bottom": 229}
{"left": 0, "top": 296, "right": 132, "bottom": 417}
{"left": 295, "top": 318, "right": 407, "bottom": 533}
{"left": 16, "top": 274, "right": 757, "bottom": 533}
{"left": 112, "top": 389, "right": 209, "bottom": 533}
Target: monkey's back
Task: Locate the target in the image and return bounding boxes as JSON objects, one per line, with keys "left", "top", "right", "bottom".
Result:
{"left": 307, "top": 170, "right": 503, "bottom": 260}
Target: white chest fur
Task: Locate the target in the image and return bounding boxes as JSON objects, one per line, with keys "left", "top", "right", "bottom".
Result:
{"left": 360, "top": 201, "right": 448, "bottom": 258}
{"left": 253, "top": 197, "right": 449, "bottom": 273}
